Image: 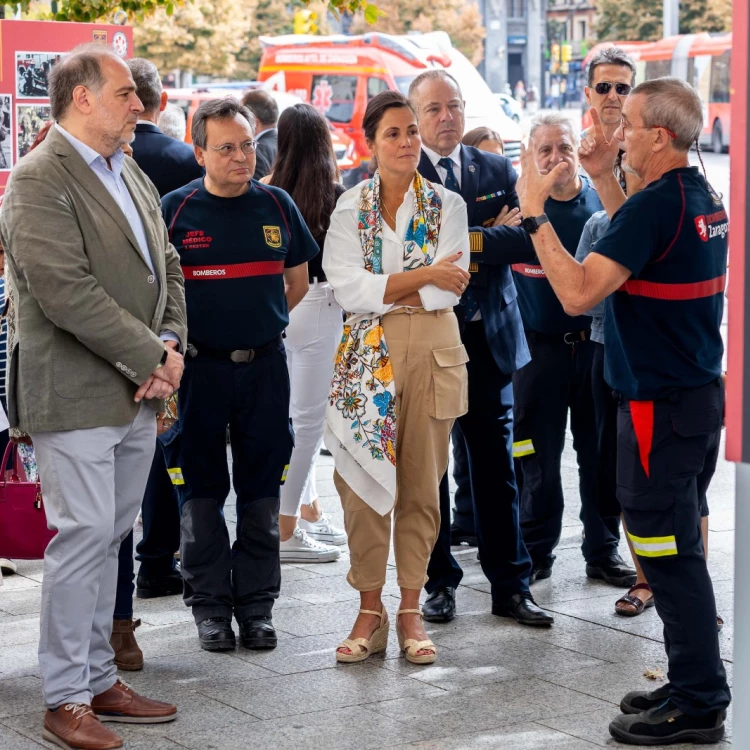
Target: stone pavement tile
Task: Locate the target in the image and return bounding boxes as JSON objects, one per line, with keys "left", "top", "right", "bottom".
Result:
{"left": 0, "top": 575, "right": 40, "bottom": 593}
{"left": 154, "top": 690, "right": 261, "bottom": 738}
{"left": 365, "top": 676, "right": 612, "bottom": 736}
{"left": 709, "top": 530, "right": 735, "bottom": 556}
{"left": 538, "top": 706, "right": 728, "bottom": 748}
{"left": 281, "top": 572, "right": 401, "bottom": 605}
{"left": 280, "top": 564, "right": 326, "bottom": 583}
{"left": 0, "top": 615, "right": 41, "bottom": 647}
{"left": 402, "top": 721, "right": 601, "bottom": 749}
{"left": 135, "top": 621, "right": 205, "bottom": 660}
{"left": 0, "top": 642, "right": 40, "bottom": 680}
{"left": 172, "top": 704, "right": 432, "bottom": 749}
{"left": 0, "top": 589, "right": 41, "bottom": 617}
{"left": 0, "top": 677, "right": 42, "bottom": 720}
{"left": 707, "top": 550, "right": 737, "bottom": 583}
{"left": 0, "top": 721, "right": 45, "bottom": 749}
{"left": 291, "top": 555, "right": 354, "bottom": 579}
{"left": 7, "top": 560, "right": 44, "bottom": 584}
{"left": 197, "top": 662, "right": 445, "bottom": 720}
{"left": 381, "top": 638, "right": 609, "bottom": 691}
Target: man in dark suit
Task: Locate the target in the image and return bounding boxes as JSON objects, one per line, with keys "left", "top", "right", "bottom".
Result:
{"left": 128, "top": 58, "right": 203, "bottom": 198}
{"left": 241, "top": 90, "right": 278, "bottom": 180}
{"left": 409, "top": 70, "right": 553, "bottom": 626}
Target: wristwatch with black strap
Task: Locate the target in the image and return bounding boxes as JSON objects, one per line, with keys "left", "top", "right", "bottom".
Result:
{"left": 521, "top": 213, "right": 550, "bottom": 235}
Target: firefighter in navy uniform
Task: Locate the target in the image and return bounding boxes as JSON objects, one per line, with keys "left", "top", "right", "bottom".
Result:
{"left": 161, "top": 99, "right": 318, "bottom": 652}
{"left": 517, "top": 78, "right": 730, "bottom": 746}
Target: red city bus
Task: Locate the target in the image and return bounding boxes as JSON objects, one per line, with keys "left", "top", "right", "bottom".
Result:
{"left": 582, "top": 33, "right": 732, "bottom": 152}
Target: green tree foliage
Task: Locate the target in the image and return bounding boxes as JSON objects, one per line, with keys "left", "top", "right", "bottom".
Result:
{"left": 595, "top": 0, "right": 732, "bottom": 42}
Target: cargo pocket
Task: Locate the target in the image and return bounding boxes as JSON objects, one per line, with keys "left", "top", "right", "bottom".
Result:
{"left": 668, "top": 407, "right": 721, "bottom": 479}
{"left": 429, "top": 344, "right": 469, "bottom": 420}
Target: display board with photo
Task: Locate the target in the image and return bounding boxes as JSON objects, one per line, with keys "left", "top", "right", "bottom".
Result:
{"left": 17, "top": 104, "right": 51, "bottom": 160}
{"left": 16, "top": 52, "right": 62, "bottom": 99}
{"left": 0, "top": 96, "right": 12, "bottom": 171}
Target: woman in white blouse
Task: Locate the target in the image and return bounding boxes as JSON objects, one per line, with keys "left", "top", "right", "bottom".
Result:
{"left": 323, "top": 91, "right": 470, "bottom": 665}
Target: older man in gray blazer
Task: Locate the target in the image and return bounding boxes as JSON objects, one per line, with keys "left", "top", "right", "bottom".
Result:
{"left": 0, "top": 45, "right": 187, "bottom": 750}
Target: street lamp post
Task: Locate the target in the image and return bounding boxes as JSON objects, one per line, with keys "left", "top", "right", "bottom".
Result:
{"left": 663, "top": 0, "right": 679, "bottom": 37}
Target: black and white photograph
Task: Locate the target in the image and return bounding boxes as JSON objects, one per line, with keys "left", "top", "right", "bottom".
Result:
{"left": 0, "top": 96, "right": 11, "bottom": 171}
{"left": 15, "top": 52, "right": 62, "bottom": 99}
{"left": 17, "top": 104, "right": 51, "bottom": 160}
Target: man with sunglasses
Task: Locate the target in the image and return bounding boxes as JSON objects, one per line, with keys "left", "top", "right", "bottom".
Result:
{"left": 161, "top": 98, "right": 318, "bottom": 652}
{"left": 517, "top": 77, "right": 730, "bottom": 746}
{"left": 584, "top": 48, "right": 636, "bottom": 143}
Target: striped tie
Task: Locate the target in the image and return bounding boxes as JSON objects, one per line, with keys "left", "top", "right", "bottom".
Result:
{"left": 438, "top": 157, "right": 479, "bottom": 320}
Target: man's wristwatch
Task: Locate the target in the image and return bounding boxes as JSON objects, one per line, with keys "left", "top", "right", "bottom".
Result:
{"left": 521, "top": 213, "right": 550, "bottom": 235}
{"left": 158, "top": 349, "right": 169, "bottom": 367}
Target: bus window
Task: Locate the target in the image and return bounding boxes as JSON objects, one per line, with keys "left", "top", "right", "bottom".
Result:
{"left": 311, "top": 75, "right": 357, "bottom": 123}
{"left": 644, "top": 59, "right": 671, "bottom": 79}
{"left": 709, "top": 50, "right": 731, "bottom": 104}
{"left": 367, "top": 77, "right": 389, "bottom": 100}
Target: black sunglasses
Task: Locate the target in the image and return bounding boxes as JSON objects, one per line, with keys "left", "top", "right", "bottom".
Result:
{"left": 594, "top": 82, "right": 632, "bottom": 96}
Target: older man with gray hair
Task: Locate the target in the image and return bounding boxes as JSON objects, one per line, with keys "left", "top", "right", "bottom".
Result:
{"left": 511, "top": 111, "right": 633, "bottom": 590}
{"left": 517, "top": 77, "right": 731, "bottom": 745}
{"left": 0, "top": 44, "right": 186, "bottom": 749}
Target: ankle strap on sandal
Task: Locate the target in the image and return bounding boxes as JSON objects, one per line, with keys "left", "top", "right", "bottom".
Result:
{"left": 359, "top": 608, "right": 386, "bottom": 620}
{"left": 396, "top": 608, "right": 422, "bottom": 617}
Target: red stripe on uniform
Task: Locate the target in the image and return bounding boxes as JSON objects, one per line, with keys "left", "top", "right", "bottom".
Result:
{"left": 621, "top": 274, "right": 726, "bottom": 300}
{"left": 652, "top": 174, "right": 686, "bottom": 263}
{"left": 182, "top": 261, "right": 285, "bottom": 279}
{"left": 630, "top": 401, "right": 654, "bottom": 478}
{"left": 511, "top": 263, "right": 547, "bottom": 278}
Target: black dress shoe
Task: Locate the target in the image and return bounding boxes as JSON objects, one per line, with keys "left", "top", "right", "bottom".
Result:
{"left": 197, "top": 617, "right": 236, "bottom": 651}
{"left": 529, "top": 564, "right": 552, "bottom": 584}
{"left": 422, "top": 586, "right": 456, "bottom": 623}
{"left": 492, "top": 592, "right": 554, "bottom": 626}
{"left": 135, "top": 571, "right": 184, "bottom": 599}
{"left": 609, "top": 699, "right": 725, "bottom": 745}
{"left": 450, "top": 524, "right": 478, "bottom": 547}
{"left": 239, "top": 616, "right": 278, "bottom": 650}
{"left": 586, "top": 553, "right": 637, "bottom": 587}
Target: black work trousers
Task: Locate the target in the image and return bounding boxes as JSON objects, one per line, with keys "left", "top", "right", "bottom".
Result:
{"left": 176, "top": 341, "right": 293, "bottom": 625}
{"left": 513, "top": 332, "right": 620, "bottom": 568}
{"left": 617, "top": 379, "right": 729, "bottom": 715}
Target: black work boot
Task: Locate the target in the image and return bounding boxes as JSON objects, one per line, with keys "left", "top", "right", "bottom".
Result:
{"left": 197, "top": 617, "right": 236, "bottom": 651}
{"left": 239, "top": 616, "right": 277, "bottom": 650}
{"left": 586, "top": 553, "right": 637, "bottom": 587}
{"left": 620, "top": 684, "right": 672, "bottom": 714}
{"left": 609, "top": 699, "right": 725, "bottom": 745}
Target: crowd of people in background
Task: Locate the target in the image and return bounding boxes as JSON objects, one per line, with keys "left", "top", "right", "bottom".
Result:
{"left": 0, "top": 40, "right": 731, "bottom": 749}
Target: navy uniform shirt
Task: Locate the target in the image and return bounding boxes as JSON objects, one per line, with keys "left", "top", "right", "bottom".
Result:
{"left": 512, "top": 176, "right": 603, "bottom": 334}
{"left": 162, "top": 178, "right": 319, "bottom": 351}
{"left": 592, "top": 167, "right": 727, "bottom": 401}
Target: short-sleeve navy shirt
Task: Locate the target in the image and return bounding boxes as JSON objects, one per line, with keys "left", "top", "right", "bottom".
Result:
{"left": 592, "top": 167, "right": 727, "bottom": 401}
{"left": 513, "top": 177, "right": 603, "bottom": 334}
{"left": 162, "top": 179, "right": 319, "bottom": 350}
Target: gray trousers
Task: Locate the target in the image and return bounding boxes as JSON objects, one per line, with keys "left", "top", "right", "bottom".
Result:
{"left": 32, "top": 404, "right": 156, "bottom": 708}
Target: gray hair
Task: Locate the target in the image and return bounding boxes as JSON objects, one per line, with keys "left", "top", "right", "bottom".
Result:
{"left": 191, "top": 97, "right": 255, "bottom": 148}
{"left": 241, "top": 90, "right": 279, "bottom": 128}
{"left": 529, "top": 112, "right": 579, "bottom": 146}
{"left": 48, "top": 43, "right": 123, "bottom": 121}
{"left": 407, "top": 69, "right": 462, "bottom": 104}
{"left": 631, "top": 77, "right": 703, "bottom": 152}
{"left": 587, "top": 46, "right": 636, "bottom": 87}
{"left": 127, "top": 58, "right": 162, "bottom": 114}
{"left": 158, "top": 102, "right": 187, "bottom": 141}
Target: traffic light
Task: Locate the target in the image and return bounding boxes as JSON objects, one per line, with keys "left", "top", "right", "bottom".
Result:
{"left": 550, "top": 43, "right": 560, "bottom": 73}
{"left": 561, "top": 44, "right": 572, "bottom": 62}
{"left": 293, "top": 9, "right": 319, "bottom": 34}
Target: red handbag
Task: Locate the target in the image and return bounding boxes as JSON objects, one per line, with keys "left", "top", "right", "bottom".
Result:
{"left": 0, "top": 441, "right": 56, "bottom": 560}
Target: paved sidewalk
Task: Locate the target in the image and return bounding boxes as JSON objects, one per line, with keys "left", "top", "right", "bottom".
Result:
{"left": 0, "top": 438, "right": 734, "bottom": 749}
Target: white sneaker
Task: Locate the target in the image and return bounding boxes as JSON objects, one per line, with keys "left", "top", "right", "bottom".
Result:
{"left": 0, "top": 558, "right": 17, "bottom": 575}
{"left": 299, "top": 514, "right": 348, "bottom": 546}
{"left": 280, "top": 527, "right": 341, "bottom": 563}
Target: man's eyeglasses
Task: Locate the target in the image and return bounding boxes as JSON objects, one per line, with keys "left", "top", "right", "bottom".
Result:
{"left": 207, "top": 141, "right": 257, "bottom": 158}
{"left": 594, "top": 82, "right": 632, "bottom": 96}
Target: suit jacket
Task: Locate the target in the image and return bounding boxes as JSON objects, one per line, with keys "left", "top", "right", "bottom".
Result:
{"left": 253, "top": 128, "right": 278, "bottom": 180}
{"left": 131, "top": 122, "right": 203, "bottom": 198}
{"left": 418, "top": 145, "right": 534, "bottom": 374}
{"left": 0, "top": 126, "right": 187, "bottom": 433}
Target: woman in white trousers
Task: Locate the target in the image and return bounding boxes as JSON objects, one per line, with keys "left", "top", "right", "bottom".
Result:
{"left": 262, "top": 103, "right": 347, "bottom": 562}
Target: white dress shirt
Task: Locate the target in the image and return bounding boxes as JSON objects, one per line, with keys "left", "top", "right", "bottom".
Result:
{"left": 323, "top": 180, "right": 469, "bottom": 323}
{"left": 421, "top": 143, "right": 462, "bottom": 190}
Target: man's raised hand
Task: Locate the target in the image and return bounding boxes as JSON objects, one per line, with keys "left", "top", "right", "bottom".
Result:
{"left": 579, "top": 108, "right": 620, "bottom": 179}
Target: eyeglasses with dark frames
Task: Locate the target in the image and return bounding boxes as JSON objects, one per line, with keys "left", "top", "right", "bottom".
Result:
{"left": 207, "top": 141, "right": 257, "bottom": 158}
{"left": 594, "top": 82, "right": 632, "bottom": 96}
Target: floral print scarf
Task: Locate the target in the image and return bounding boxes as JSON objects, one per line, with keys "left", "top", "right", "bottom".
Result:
{"left": 327, "top": 170, "right": 442, "bottom": 509}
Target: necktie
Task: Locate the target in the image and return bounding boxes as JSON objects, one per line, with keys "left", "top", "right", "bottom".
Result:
{"left": 438, "top": 157, "right": 479, "bottom": 320}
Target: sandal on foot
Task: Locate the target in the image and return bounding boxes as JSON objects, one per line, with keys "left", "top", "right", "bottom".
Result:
{"left": 615, "top": 584, "right": 655, "bottom": 617}
{"left": 396, "top": 609, "right": 437, "bottom": 665}
{"left": 336, "top": 607, "right": 389, "bottom": 664}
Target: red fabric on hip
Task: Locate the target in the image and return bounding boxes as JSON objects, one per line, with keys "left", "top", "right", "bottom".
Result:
{"left": 630, "top": 400, "right": 655, "bottom": 478}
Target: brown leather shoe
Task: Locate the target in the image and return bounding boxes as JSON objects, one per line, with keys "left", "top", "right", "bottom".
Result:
{"left": 43, "top": 703, "right": 123, "bottom": 749}
{"left": 92, "top": 680, "right": 177, "bottom": 724}
{"left": 110, "top": 618, "right": 144, "bottom": 671}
